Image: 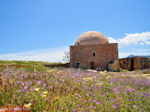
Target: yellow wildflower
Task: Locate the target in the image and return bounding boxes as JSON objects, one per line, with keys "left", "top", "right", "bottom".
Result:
{"left": 99, "top": 72, "right": 105, "bottom": 75}
{"left": 24, "top": 103, "right": 31, "bottom": 108}
{"left": 42, "top": 94, "right": 46, "bottom": 98}
{"left": 127, "top": 86, "right": 131, "bottom": 89}
{"left": 71, "top": 95, "right": 74, "bottom": 97}
{"left": 72, "top": 76, "right": 75, "bottom": 79}
{"left": 47, "top": 70, "right": 58, "bottom": 74}
{"left": 54, "top": 96, "right": 59, "bottom": 100}
{"left": 104, "top": 70, "right": 107, "bottom": 73}
{"left": 35, "top": 88, "right": 39, "bottom": 92}
{"left": 96, "top": 82, "right": 103, "bottom": 86}
{"left": 34, "top": 68, "right": 36, "bottom": 72}
{"left": 43, "top": 91, "right": 48, "bottom": 95}
{"left": 106, "top": 76, "right": 111, "bottom": 79}
{"left": 83, "top": 77, "right": 95, "bottom": 82}
{"left": 133, "top": 74, "right": 140, "bottom": 77}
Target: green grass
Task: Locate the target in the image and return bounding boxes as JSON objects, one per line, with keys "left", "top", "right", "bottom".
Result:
{"left": 0, "top": 60, "right": 62, "bottom": 72}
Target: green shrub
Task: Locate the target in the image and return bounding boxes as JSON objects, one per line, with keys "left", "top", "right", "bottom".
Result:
{"left": 143, "top": 70, "right": 150, "bottom": 74}
{"left": 120, "top": 68, "right": 128, "bottom": 72}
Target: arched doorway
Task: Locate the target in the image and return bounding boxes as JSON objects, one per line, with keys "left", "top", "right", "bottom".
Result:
{"left": 76, "top": 62, "right": 80, "bottom": 68}
{"left": 90, "top": 61, "right": 94, "bottom": 69}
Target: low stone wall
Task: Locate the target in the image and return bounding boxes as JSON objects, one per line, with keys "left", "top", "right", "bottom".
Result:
{"left": 140, "top": 57, "right": 150, "bottom": 69}
{"left": 119, "top": 57, "right": 140, "bottom": 71}
{"left": 119, "top": 57, "right": 150, "bottom": 71}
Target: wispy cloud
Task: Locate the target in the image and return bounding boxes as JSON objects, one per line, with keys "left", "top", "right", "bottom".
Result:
{"left": 108, "top": 32, "right": 150, "bottom": 58}
{"left": 0, "top": 47, "right": 69, "bottom": 62}
{"left": 108, "top": 32, "right": 150, "bottom": 45}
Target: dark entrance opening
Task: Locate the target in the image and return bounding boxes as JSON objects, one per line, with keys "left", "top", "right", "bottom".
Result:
{"left": 76, "top": 62, "right": 80, "bottom": 68}
{"left": 130, "top": 59, "right": 134, "bottom": 71}
{"left": 93, "top": 52, "right": 96, "bottom": 57}
{"left": 90, "top": 61, "right": 94, "bottom": 69}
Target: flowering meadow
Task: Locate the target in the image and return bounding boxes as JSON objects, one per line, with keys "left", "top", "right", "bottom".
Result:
{"left": 0, "top": 63, "right": 150, "bottom": 112}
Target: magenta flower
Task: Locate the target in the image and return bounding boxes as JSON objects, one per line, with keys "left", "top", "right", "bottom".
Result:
{"left": 13, "top": 106, "right": 20, "bottom": 111}
{"left": 96, "top": 101, "right": 101, "bottom": 104}
{"left": 74, "top": 108, "right": 77, "bottom": 112}
{"left": 86, "top": 93, "right": 89, "bottom": 96}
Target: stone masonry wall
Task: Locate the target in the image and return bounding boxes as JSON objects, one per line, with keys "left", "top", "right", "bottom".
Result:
{"left": 140, "top": 57, "right": 150, "bottom": 69}
{"left": 70, "top": 43, "right": 118, "bottom": 69}
{"left": 119, "top": 57, "right": 141, "bottom": 70}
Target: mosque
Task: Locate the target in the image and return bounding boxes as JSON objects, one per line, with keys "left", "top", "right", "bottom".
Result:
{"left": 70, "top": 31, "right": 120, "bottom": 71}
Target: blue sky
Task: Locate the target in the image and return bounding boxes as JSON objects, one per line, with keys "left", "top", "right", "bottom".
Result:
{"left": 0, "top": 0, "right": 150, "bottom": 62}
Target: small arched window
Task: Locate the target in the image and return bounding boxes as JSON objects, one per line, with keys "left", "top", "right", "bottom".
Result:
{"left": 93, "top": 52, "right": 96, "bottom": 57}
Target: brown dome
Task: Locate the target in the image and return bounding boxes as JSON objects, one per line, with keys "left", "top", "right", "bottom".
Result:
{"left": 75, "top": 31, "right": 108, "bottom": 46}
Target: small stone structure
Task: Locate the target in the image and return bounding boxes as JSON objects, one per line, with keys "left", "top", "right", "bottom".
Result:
{"left": 70, "top": 31, "right": 120, "bottom": 71}
{"left": 119, "top": 57, "right": 150, "bottom": 71}
{"left": 108, "top": 60, "right": 120, "bottom": 72}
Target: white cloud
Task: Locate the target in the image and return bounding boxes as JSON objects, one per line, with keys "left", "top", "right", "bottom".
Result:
{"left": 108, "top": 37, "right": 118, "bottom": 43}
{"left": 108, "top": 32, "right": 150, "bottom": 45}
{"left": 0, "top": 47, "right": 69, "bottom": 62}
{"left": 145, "top": 41, "right": 150, "bottom": 45}
{"left": 139, "top": 42, "right": 144, "bottom": 45}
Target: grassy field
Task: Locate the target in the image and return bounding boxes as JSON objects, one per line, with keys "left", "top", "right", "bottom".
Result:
{"left": 0, "top": 61, "right": 150, "bottom": 112}
{"left": 0, "top": 60, "right": 61, "bottom": 72}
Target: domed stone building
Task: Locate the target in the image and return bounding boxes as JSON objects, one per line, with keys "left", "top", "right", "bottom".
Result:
{"left": 70, "top": 31, "right": 120, "bottom": 71}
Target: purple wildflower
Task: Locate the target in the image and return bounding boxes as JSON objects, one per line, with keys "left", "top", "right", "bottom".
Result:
{"left": 37, "top": 80, "right": 41, "bottom": 84}
{"left": 74, "top": 108, "right": 77, "bottom": 112}
{"left": 13, "top": 106, "right": 20, "bottom": 111}
{"left": 112, "top": 104, "right": 118, "bottom": 109}
{"left": 96, "top": 101, "right": 101, "bottom": 104}
{"left": 89, "top": 98, "right": 92, "bottom": 101}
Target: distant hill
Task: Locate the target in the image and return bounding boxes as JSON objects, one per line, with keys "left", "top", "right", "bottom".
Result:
{"left": 127, "top": 55, "right": 150, "bottom": 58}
